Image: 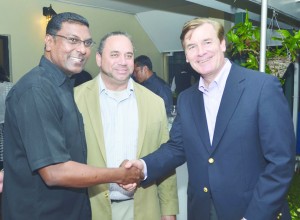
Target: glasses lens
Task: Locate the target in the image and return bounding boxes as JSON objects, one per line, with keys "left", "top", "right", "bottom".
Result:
{"left": 84, "top": 40, "right": 95, "bottom": 48}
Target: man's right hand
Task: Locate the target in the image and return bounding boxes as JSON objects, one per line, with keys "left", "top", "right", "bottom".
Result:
{"left": 123, "top": 159, "right": 144, "bottom": 171}
{"left": 118, "top": 160, "right": 144, "bottom": 186}
{"left": 119, "top": 160, "right": 145, "bottom": 191}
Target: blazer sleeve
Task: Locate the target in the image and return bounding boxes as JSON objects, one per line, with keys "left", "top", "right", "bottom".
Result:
{"left": 244, "top": 76, "right": 295, "bottom": 219}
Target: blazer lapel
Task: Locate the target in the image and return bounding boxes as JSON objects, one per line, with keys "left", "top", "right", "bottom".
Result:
{"left": 190, "top": 86, "right": 211, "bottom": 153}
{"left": 134, "top": 84, "right": 146, "bottom": 158}
{"left": 84, "top": 76, "right": 107, "bottom": 163}
{"left": 212, "top": 64, "right": 245, "bottom": 149}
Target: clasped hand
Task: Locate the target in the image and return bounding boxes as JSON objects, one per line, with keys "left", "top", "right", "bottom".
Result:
{"left": 119, "top": 159, "right": 144, "bottom": 191}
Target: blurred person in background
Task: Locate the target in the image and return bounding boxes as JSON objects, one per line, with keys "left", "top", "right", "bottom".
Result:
{"left": 134, "top": 55, "right": 173, "bottom": 116}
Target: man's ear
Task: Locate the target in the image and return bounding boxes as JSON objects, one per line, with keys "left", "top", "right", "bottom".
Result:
{"left": 44, "top": 34, "right": 53, "bottom": 52}
{"left": 221, "top": 39, "right": 226, "bottom": 53}
{"left": 96, "top": 52, "right": 102, "bottom": 68}
{"left": 143, "top": 66, "right": 148, "bottom": 72}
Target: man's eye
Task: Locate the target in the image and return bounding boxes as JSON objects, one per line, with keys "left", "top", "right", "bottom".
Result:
{"left": 68, "top": 38, "right": 80, "bottom": 44}
{"left": 84, "top": 40, "right": 93, "bottom": 47}
{"left": 187, "top": 45, "right": 196, "bottom": 50}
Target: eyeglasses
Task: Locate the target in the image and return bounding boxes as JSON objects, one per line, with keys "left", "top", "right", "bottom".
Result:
{"left": 52, "top": 34, "right": 96, "bottom": 48}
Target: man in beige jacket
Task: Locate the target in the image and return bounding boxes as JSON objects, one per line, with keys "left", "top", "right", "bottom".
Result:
{"left": 75, "top": 31, "right": 178, "bottom": 220}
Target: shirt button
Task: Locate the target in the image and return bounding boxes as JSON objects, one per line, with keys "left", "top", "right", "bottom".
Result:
{"left": 203, "top": 187, "right": 208, "bottom": 193}
{"left": 104, "top": 192, "right": 109, "bottom": 198}
{"left": 208, "top": 158, "right": 214, "bottom": 164}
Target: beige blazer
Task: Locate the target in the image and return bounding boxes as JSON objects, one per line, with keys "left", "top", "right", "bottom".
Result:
{"left": 75, "top": 75, "right": 178, "bottom": 220}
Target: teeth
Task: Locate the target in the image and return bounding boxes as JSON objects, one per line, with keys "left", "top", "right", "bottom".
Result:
{"left": 199, "top": 58, "right": 210, "bottom": 63}
{"left": 71, "top": 57, "right": 83, "bottom": 62}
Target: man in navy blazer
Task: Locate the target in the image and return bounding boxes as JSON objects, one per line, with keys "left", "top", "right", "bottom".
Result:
{"left": 123, "top": 18, "right": 295, "bottom": 220}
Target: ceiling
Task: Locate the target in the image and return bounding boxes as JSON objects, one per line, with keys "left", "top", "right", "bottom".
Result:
{"left": 53, "top": 0, "right": 300, "bottom": 52}
{"left": 54, "top": 0, "right": 299, "bottom": 26}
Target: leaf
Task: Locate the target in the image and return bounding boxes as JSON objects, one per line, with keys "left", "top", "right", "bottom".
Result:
{"left": 294, "top": 30, "right": 300, "bottom": 39}
{"left": 277, "top": 29, "right": 291, "bottom": 38}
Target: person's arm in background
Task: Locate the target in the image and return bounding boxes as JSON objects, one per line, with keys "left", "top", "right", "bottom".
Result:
{"left": 171, "top": 77, "right": 176, "bottom": 93}
{"left": 159, "top": 83, "right": 173, "bottom": 117}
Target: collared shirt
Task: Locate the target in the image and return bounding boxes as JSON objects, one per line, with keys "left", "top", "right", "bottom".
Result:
{"left": 198, "top": 59, "right": 231, "bottom": 144}
{"left": 3, "top": 56, "right": 91, "bottom": 220}
{"left": 98, "top": 75, "right": 138, "bottom": 200}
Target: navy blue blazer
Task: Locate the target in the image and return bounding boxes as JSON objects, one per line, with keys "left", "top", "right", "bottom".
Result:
{"left": 142, "top": 63, "right": 295, "bottom": 220}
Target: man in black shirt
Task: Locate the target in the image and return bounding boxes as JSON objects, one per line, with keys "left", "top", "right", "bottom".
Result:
{"left": 3, "top": 12, "right": 142, "bottom": 220}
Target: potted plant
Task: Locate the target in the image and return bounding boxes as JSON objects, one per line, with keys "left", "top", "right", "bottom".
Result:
{"left": 226, "top": 10, "right": 300, "bottom": 79}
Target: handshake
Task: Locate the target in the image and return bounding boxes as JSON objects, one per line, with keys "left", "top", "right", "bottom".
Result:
{"left": 118, "top": 159, "right": 145, "bottom": 191}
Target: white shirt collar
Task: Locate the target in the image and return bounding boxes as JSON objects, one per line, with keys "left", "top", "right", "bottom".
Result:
{"left": 198, "top": 58, "right": 232, "bottom": 92}
{"left": 98, "top": 74, "right": 135, "bottom": 95}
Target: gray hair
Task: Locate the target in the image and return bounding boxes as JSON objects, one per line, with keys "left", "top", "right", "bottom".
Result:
{"left": 97, "top": 31, "right": 134, "bottom": 54}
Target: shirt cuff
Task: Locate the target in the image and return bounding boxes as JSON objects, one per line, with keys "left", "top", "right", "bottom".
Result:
{"left": 140, "top": 159, "right": 147, "bottom": 180}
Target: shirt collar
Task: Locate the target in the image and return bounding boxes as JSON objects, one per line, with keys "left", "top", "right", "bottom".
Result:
{"left": 98, "top": 74, "right": 135, "bottom": 94}
{"left": 198, "top": 58, "right": 231, "bottom": 92}
{"left": 39, "top": 56, "right": 70, "bottom": 87}
{"left": 141, "top": 72, "right": 156, "bottom": 86}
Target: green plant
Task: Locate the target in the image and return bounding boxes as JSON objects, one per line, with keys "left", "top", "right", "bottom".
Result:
{"left": 226, "top": 11, "right": 261, "bottom": 71}
{"left": 226, "top": 10, "right": 300, "bottom": 79}
{"left": 288, "top": 173, "right": 300, "bottom": 220}
{"left": 271, "top": 29, "right": 300, "bottom": 62}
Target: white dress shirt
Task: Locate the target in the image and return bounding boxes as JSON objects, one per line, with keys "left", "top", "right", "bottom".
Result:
{"left": 98, "top": 75, "right": 138, "bottom": 200}
{"left": 198, "top": 59, "right": 231, "bottom": 145}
